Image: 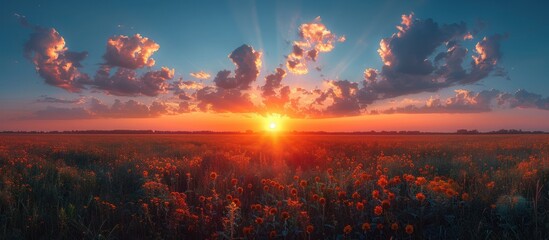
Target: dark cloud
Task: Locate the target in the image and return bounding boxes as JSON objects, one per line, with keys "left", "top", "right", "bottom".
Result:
{"left": 35, "top": 95, "right": 85, "bottom": 104}
{"left": 214, "top": 44, "right": 262, "bottom": 90}
{"left": 92, "top": 66, "right": 174, "bottom": 96}
{"left": 24, "top": 27, "right": 89, "bottom": 92}
{"left": 313, "top": 80, "right": 361, "bottom": 117}
{"left": 379, "top": 89, "right": 548, "bottom": 114}
{"left": 32, "top": 106, "right": 92, "bottom": 119}
{"left": 360, "top": 13, "right": 507, "bottom": 104}
{"left": 196, "top": 87, "right": 256, "bottom": 113}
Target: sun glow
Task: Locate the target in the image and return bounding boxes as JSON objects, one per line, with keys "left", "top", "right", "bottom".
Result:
{"left": 264, "top": 113, "right": 285, "bottom": 132}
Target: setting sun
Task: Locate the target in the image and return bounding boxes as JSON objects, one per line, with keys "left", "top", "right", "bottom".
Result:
{"left": 269, "top": 122, "right": 277, "bottom": 130}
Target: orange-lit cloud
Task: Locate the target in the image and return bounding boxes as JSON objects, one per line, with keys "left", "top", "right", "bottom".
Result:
{"left": 103, "top": 34, "right": 159, "bottom": 69}
{"left": 190, "top": 71, "right": 211, "bottom": 80}
{"left": 286, "top": 17, "right": 344, "bottom": 75}
{"left": 24, "top": 27, "right": 89, "bottom": 91}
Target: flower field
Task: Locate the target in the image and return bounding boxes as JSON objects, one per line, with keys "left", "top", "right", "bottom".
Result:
{"left": 0, "top": 134, "right": 547, "bottom": 239}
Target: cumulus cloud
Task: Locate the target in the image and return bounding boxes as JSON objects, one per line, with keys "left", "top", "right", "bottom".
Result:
{"left": 90, "top": 34, "right": 174, "bottom": 96}
{"left": 24, "top": 26, "right": 89, "bottom": 92}
{"left": 103, "top": 34, "right": 159, "bottom": 69}
{"left": 93, "top": 66, "right": 174, "bottom": 96}
{"left": 196, "top": 87, "right": 256, "bottom": 113}
{"left": 261, "top": 68, "right": 290, "bottom": 113}
{"left": 286, "top": 17, "right": 344, "bottom": 75}
{"left": 360, "top": 13, "right": 507, "bottom": 104}
{"left": 213, "top": 44, "right": 262, "bottom": 90}
{"left": 190, "top": 71, "right": 211, "bottom": 80}
{"left": 312, "top": 80, "right": 361, "bottom": 117}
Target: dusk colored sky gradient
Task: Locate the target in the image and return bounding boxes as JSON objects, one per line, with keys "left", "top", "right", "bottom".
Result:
{"left": 1, "top": 0, "right": 548, "bottom": 131}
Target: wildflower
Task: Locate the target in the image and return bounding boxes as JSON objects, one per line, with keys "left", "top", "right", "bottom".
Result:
{"left": 281, "top": 211, "right": 290, "bottom": 220}
{"left": 142, "top": 170, "right": 149, "bottom": 177}
{"left": 338, "top": 191, "right": 346, "bottom": 199}
{"left": 388, "top": 192, "right": 395, "bottom": 201}
{"left": 356, "top": 202, "right": 364, "bottom": 211}
{"left": 210, "top": 172, "right": 217, "bottom": 180}
{"left": 255, "top": 217, "right": 263, "bottom": 225}
{"left": 405, "top": 224, "right": 414, "bottom": 234}
{"left": 486, "top": 181, "right": 495, "bottom": 189}
{"left": 377, "top": 176, "right": 388, "bottom": 188}
{"left": 247, "top": 183, "right": 253, "bottom": 189}
{"left": 264, "top": 185, "right": 269, "bottom": 191}
{"left": 315, "top": 176, "right": 321, "bottom": 182}
{"left": 343, "top": 225, "right": 352, "bottom": 235}
{"left": 290, "top": 188, "right": 298, "bottom": 196}
{"left": 306, "top": 224, "right": 314, "bottom": 234}
{"left": 352, "top": 192, "right": 360, "bottom": 199}
{"left": 231, "top": 178, "right": 238, "bottom": 186}
{"left": 243, "top": 226, "right": 253, "bottom": 235}
{"left": 372, "top": 190, "right": 380, "bottom": 199}
{"left": 232, "top": 198, "right": 241, "bottom": 207}
{"left": 416, "top": 192, "right": 426, "bottom": 202}
{"left": 300, "top": 180, "right": 308, "bottom": 187}
{"left": 415, "top": 177, "right": 427, "bottom": 186}
{"left": 312, "top": 194, "right": 319, "bottom": 201}
{"left": 362, "top": 222, "right": 371, "bottom": 231}
{"left": 461, "top": 192, "right": 470, "bottom": 201}
{"left": 319, "top": 197, "right": 326, "bottom": 205}
{"left": 237, "top": 187, "right": 244, "bottom": 194}
{"left": 377, "top": 223, "right": 384, "bottom": 230}
{"left": 269, "top": 208, "right": 278, "bottom": 215}
{"left": 391, "top": 223, "right": 398, "bottom": 231}
{"left": 374, "top": 205, "right": 383, "bottom": 215}
{"left": 269, "top": 230, "right": 276, "bottom": 238}
{"left": 199, "top": 196, "right": 206, "bottom": 202}
{"left": 381, "top": 200, "right": 390, "bottom": 209}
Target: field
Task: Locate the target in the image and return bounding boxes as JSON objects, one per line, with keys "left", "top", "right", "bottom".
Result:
{"left": 0, "top": 134, "right": 548, "bottom": 239}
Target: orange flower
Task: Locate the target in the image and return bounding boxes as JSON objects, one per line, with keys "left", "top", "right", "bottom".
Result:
{"left": 356, "top": 202, "right": 364, "bottom": 211}
{"left": 405, "top": 224, "right": 414, "bottom": 234}
{"left": 226, "top": 194, "right": 232, "bottom": 201}
{"left": 312, "top": 194, "right": 319, "bottom": 201}
{"left": 243, "top": 226, "right": 253, "bottom": 235}
{"left": 377, "top": 223, "right": 384, "bottom": 230}
{"left": 306, "top": 224, "right": 314, "bottom": 234}
{"left": 269, "top": 208, "right": 278, "bottom": 215}
{"left": 300, "top": 180, "right": 308, "bottom": 187}
{"left": 199, "top": 196, "right": 206, "bottom": 202}
{"left": 232, "top": 198, "right": 241, "bottom": 207}
{"left": 362, "top": 222, "right": 371, "bottom": 231}
{"left": 343, "top": 225, "right": 352, "bottom": 235}
{"left": 461, "top": 192, "right": 470, "bottom": 201}
{"left": 372, "top": 190, "right": 380, "bottom": 199}
{"left": 415, "top": 177, "right": 427, "bottom": 186}
{"left": 486, "top": 181, "right": 495, "bottom": 189}
{"left": 255, "top": 217, "right": 263, "bottom": 224}
{"left": 210, "top": 172, "right": 217, "bottom": 180}
{"left": 352, "top": 192, "right": 360, "bottom": 199}
{"left": 269, "top": 230, "right": 276, "bottom": 238}
{"left": 416, "top": 192, "right": 426, "bottom": 202}
{"left": 290, "top": 188, "right": 298, "bottom": 196}
{"left": 315, "top": 176, "right": 321, "bottom": 182}
{"left": 391, "top": 223, "right": 398, "bottom": 231}
{"left": 374, "top": 205, "right": 383, "bottom": 215}
{"left": 319, "top": 197, "right": 326, "bottom": 205}
{"left": 237, "top": 187, "right": 244, "bottom": 194}
{"left": 231, "top": 178, "right": 238, "bottom": 186}
{"left": 281, "top": 211, "right": 290, "bottom": 220}
{"left": 381, "top": 200, "right": 390, "bottom": 209}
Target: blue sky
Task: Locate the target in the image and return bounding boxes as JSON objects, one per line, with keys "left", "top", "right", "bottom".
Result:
{"left": 1, "top": 0, "right": 548, "bottom": 131}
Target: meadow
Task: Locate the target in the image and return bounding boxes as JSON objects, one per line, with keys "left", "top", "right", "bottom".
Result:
{"left": 0, "top": 133, "right": 547, "bottom": 239}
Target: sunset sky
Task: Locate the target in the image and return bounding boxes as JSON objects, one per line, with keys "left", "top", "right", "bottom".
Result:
{"left": 1, "top": 0, "right": 548, "bottom": 132}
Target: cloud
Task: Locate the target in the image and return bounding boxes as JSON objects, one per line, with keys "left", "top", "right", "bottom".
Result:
{"left": 32, "top": 106, "right": 93, "bottom": 119}
{"left": 312, "top": 80, "right": 361, "bottom": 117}
{"left": 286, "top": 17, "right": 344, "bottom": 75}
{"left": 190, "top": 71, "right": 211, "bottom": 80}
{"left": 103, "top": 34, "right": 159, "bottom": 69}
{"left": 24, "top": 26, "right": 89, "bottom": 92}
{"left": 93, "top": 66, "right": 174, "bottom": 96}
{"left": 35, "top": 95, "right": 85, "bottom": 104}
{"left": 90, "top": 34, "right": 175, "bottom": 96}
{"left": 360, "top": 13, "right": 506, "bottom": 104}
{"left": 30, "top": 98, "right": 177, "bottom": 119}
{"left": 213, "top": 44, "right": 262, "bottom": 90}
{"left": 196, "top": 87, "right": 256, "bottom": 113}
{"left": 379, "top": 89, "right": 548, "bottom": 114}
{"left": 261, "top": 68, "right": 290, "bottom": 113}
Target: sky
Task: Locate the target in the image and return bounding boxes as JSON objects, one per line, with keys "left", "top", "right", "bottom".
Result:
{"left": 1, "top": 0, "right": 548, "bottom": 132}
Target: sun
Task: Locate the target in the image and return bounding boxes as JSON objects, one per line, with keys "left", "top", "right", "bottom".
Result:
{"left": 263, "top": 113, "right": 285, "bottom": 132}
